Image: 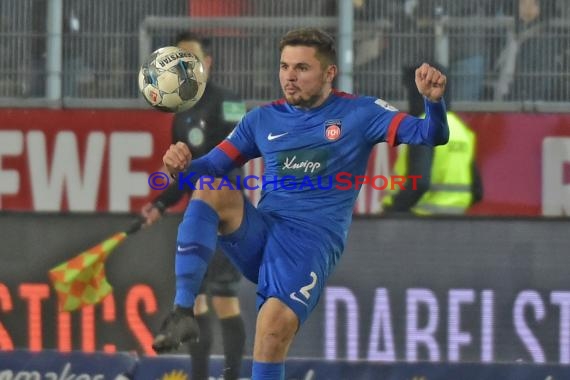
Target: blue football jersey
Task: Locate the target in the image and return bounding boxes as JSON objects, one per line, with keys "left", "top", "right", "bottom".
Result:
{"left": 185, "top": 90, "right": 448, "bottom": 253}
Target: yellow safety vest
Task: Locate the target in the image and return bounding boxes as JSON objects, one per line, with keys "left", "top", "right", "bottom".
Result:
{"left": 383, "top": 112, "right": 476, "bottom": 215}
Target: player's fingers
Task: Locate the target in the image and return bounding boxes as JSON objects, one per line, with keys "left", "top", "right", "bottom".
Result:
{"left": 166, "top": 144, "right": 190, "bottom": 168}
{"left": 173, "top": 142, "right": 192, "bottom": 163}
{"left": 434, "top": 72, "right": 446, "bottom": 88}
{"left": 171, "top": 148, "right": 189, "bottom": 166}
{"left": 421, "top": 63, "right": 432, "bottom": 77}
{"left": 425, "top": 67, "right": 438, "bottom": 84}
{"left": 163, "top": 152, "right": 185, "bottom": 172}
{"left": 429, "top": 70, "right": 440, "bottom": 86}
{"left": 175, "top": 142, "right": 191, "bottom": 160}
{"left": 436, "top": 74, "right": 447, "bottom": 87}
{"left": 175, "top": 142, "right": 191, "bottom": 157}
{"left": 415, "top": 64, "right": 427, "bottom": 81}
{"left": 163, "top": 147, "right": 179, "bottom": 165}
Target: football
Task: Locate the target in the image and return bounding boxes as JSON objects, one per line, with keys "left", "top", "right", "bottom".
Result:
{"left": 138, "top": 46, "right": 207, "bottom": 112}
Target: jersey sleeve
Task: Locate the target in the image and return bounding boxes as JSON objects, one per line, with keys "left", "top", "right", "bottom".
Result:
{"left": 360, "top": 97, "right": 407, "bottom": 145}
{"left": 361, "top": 96, "right": 449, "bottom": 147}
{"left": 395, "top": 98, "right": 449, "bottom": 146}
{"left": 224, "top": 109, "right": 261, "bottom": 160}
{"left": 180, "top": 110, "right": 261, "bottom": 180}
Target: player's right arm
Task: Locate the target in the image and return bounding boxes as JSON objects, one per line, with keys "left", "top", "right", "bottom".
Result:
{"left": 163, "top": 110, "right": 261, "bottom": 181}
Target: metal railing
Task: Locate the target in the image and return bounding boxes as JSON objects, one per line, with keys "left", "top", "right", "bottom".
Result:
{"left": 0, "top": 0, "right": 568, "bottom": 112}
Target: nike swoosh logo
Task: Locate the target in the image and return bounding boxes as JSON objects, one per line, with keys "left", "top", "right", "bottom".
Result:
{"left": 267, "top": 132, "right": 288, "bottom": 141}
{"left": 290, "top": 292, "right": 308, "bottom": 306}
{"left": 177, "top": 245, "right": 198, "bottom": 252}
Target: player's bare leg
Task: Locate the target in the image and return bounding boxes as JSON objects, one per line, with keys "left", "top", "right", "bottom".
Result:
{"left": 254, "top": 298, "right": 299, "bottom": 361}
{"left": 196, "top": 183, "right": 299, "bottom": 371}
{"left": 191, "top": 179, "right": 244, "bottom": 235}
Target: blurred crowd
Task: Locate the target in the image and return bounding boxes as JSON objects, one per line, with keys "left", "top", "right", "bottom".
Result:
{"left": 0, "top": 0, "right": 568, "bottom": 103}
{"left": 351, "top": 0, "right": 569, "bottom": 102}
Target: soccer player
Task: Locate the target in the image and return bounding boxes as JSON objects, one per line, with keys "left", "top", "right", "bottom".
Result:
{"left": 153, "top": 28, "right": 449, "bottom": 380}
{"left": 141, "top": 32, "right": 246, "bottom": 380}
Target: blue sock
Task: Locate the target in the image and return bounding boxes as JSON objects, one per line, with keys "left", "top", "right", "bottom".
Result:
{"left": 174, "top": 200, "right": 219, "bottom": 307}
{"left": 252, "top": 361, "right": 285, "bottom": 380}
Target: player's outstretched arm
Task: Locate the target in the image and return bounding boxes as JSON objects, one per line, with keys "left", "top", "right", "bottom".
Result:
{"left": 412, "top": 63, "right": 450, "bottom": 146}
{"left": 163, "top": 139, "right": 246, "bottom": 190}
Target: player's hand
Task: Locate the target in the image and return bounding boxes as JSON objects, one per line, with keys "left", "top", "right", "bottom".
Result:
{"left": 163, "top": 142, "right": 192, "bottom": 179}
{"left": 415, "top": 63, "right": 446, "bottom": 102}
{"left": 152, "top": 306, "right": 200, "bottom": 354}
{"left": 140, "top": 202, "right": 162, "bottom": 228}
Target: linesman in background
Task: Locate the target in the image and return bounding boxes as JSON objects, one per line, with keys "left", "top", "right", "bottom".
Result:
{"left": 140, "top": 31, "right": 247, "bottom": 380}
{"left": 383, "top": 63, "right": 483, "bottom": 215}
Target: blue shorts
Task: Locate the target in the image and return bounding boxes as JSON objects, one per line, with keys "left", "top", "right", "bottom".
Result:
{"left": 218, "top": 196, "right": 334, "bottom": 325}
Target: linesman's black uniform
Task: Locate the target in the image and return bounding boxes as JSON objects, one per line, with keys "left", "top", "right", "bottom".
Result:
{"left": 152, "top": 82, "right": 246, "bottom": 295}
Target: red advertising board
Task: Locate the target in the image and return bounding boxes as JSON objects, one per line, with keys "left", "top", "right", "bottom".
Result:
{"left": 0, "top": 109, "right": 173, "bottom": 212}
{"left": 2, "top": 109, "right": 570, "bottom": 216}
{"left": 462, "top": 113, "right": 570, "bottom": 216}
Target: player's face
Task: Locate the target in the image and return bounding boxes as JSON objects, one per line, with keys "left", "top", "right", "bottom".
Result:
{"left": 177, "top": 40, "right": 212, "bottom": 78}
{"left": 279, "top": 45, "right": 337, "bottom": 109}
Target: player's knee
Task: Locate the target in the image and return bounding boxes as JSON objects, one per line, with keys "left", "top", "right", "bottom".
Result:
{"left": 192, "top": 179, "right": 243, "bottom": 233}
{"left": 193, "top": 178, "right": 240, "bottom": 211}
{"left": 254, "top": 299, "right": 298, "bottom": 361}
{"left": 255, "top": 323, "right": 296, "bottom": 360}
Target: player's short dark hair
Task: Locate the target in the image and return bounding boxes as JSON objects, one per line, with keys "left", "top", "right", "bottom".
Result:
{"left": 279, "top": 28, "right": 337, "bottom": 67}
{"left": 174, "top": 31, "right": 213, "bottom": 56}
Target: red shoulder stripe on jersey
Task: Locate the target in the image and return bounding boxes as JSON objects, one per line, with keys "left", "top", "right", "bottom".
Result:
{"left": 218, "top": 140, "right": 247, "bottom": 166}
{"left": 261, "top": 98, "right": 286, "bottom": 107}
{"left": 332, "top": 89, "right": 357, "bottom": 98}
{"left": 272, "top": 98, "right": 287, "bottom": 105}
{"left": 387, "top": 112, "right": 406, "bottom": 147}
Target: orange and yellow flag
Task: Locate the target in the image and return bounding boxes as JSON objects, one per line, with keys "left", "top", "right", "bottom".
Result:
{"left": 48, "top": 232, "right": 128, "bottom": 312}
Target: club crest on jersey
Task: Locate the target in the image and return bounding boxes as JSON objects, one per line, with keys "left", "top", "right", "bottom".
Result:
{"left": 324, "top": 120, "right": 342, "bottom": 141}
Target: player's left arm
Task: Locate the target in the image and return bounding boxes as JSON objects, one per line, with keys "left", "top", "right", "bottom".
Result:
{"left": 362, "top": 63, "right": 449, "bottom": 147}
{"left": 390, "top": 63, "right": 450, "bottom": 146}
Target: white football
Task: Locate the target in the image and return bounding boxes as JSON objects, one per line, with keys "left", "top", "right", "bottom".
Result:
{"left": 138, "top": 46, "right": 207, "bottom": 112}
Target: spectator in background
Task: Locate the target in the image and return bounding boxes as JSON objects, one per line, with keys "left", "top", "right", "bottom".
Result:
{"left": 353, "top": 0, "right": 431, "bottom": 100}
{"left": 141, "top": 32, "right": 246, "bottom": 380}
{"left": 494, "top": 0, "right": 559, "bottom": 101}
{"left": 250, "top": 0, "right": 337, "bottom": 99}
{"left": 382, "top": 63, "right": 482, "bottom": 215}
{"left": 443, "top": 1, "right": 489, "bottom": 101}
